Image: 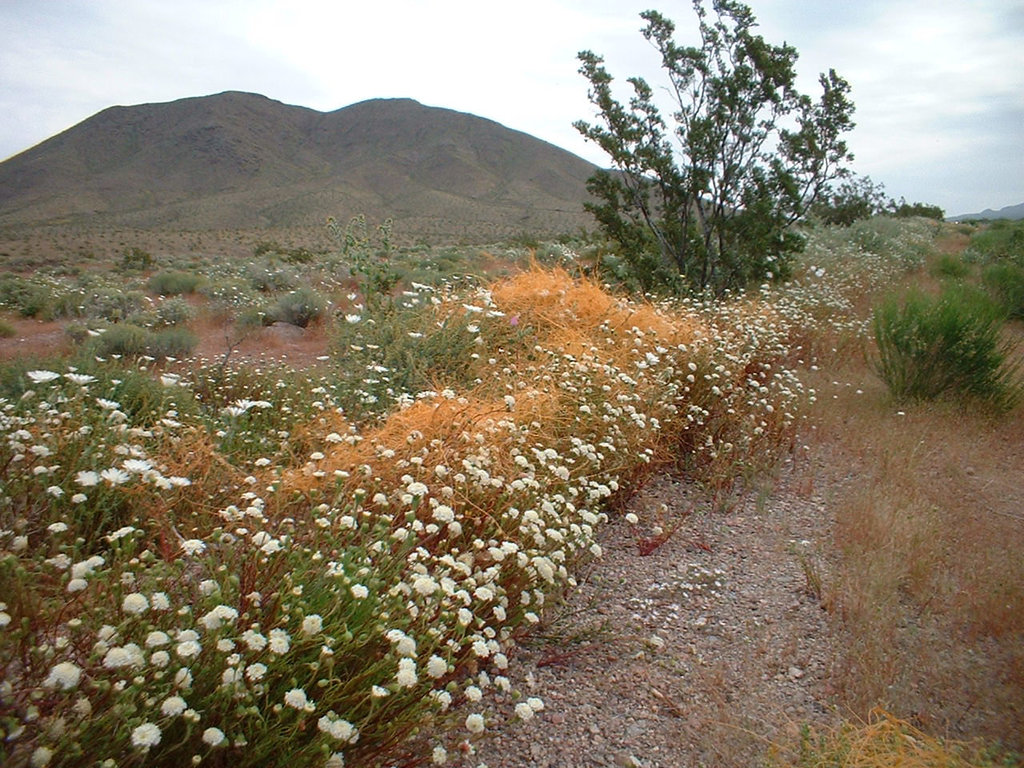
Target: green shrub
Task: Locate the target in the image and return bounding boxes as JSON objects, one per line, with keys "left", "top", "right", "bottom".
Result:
{"left": 119, "top": 246, "right": 153, "bottom": 271}
{"left": 982, "top": 261, "right": 1024, "bottom": 319}
{"left": 91, "top": 324, "right": 151, "bottom": 358}
{"left": 266, "top": 287, "right": 326, "bottom": 328}
{"left": 331, "top": 289, "right": 531, "bottom": 423}
{"left": 247, "top": 259, "right": 300, "bottom": 293}
{"left": 103, "top": 366, "right": 200, "bottom": 425}
{"left": 0, "top": 318, "right": 15, "bottom": 338}
{"left": 930, "top": 253, "right": 970, "bottom": 279}
{"left": 92, "top": 289, "right": 147, "bottom": 323}
{"left": 91, "top": 324, "right": 198, "bottom": 360}
{"left": 147, "top": 327, "right": 199, "bottom": 359}
{"left": 148, "top": 270, "right": 204, "bottom": 296}
{"left": 0, "top": 275, "right": 57, "bottom": 319}
{"left": 153, "top": 296, "right": 195, "bottom": 327}
{"left": 65, "top": 323, "right": 90, "bottom": 345}
{"left": 965, "top": 220, "right": 1024, "bottom": 265}
{"left": 873, "top": 286, "right": 1021, "bottom": 410}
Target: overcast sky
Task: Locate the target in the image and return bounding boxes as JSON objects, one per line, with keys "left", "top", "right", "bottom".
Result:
{"left": 1, "top": 0, "right": 1021, "bottom": 216}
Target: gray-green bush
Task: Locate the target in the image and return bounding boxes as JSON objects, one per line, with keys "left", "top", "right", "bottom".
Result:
{"left": 266, "top": 287, "right": 326, "bottom": 328}
{"left": 148, "top": 270, "right": 204, "bottom": 296}
{"left": 91, "top": 324, "right": 198, "bottom": 360}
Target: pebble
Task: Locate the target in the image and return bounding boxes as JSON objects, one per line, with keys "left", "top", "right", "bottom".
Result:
{"left": 469, "top": 475, "right": 834, "bottom": 768}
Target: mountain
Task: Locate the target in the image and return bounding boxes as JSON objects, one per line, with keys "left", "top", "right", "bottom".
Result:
{"left": 0, "top": 91, "right": 598, "bottom": 238}
{"left": 948, "top": 202, "right": 1024, "bottom": 222}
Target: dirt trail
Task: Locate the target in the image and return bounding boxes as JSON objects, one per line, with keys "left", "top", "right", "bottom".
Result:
{"left": 469, "top": 469, "right": 836, "bottom": 768}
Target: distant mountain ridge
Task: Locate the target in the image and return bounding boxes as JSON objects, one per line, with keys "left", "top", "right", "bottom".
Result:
{"left": 0, "top": 91, "right": 598, "bottom": 238}
{"left": 948, "top": 202, "right": 1024, "bottom": 222}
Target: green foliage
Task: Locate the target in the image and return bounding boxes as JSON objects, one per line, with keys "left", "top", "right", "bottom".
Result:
{"left": 119, "top": 246, "right": 153, "bottom": 271}
{"left": 153, "top": 296, "right": 195, "bottom": 327}
{"left": 872, "top": 286, "right": 1021, "bottom": 410}
{"left": 93, "top": 289, "right": 148, "bottom": 324}
{"left": 574, "top": 2, "right": 855, "bottom": 295}
{"left": 982, "top": 261, "right": 1024, "bottom": 319}
{"left": 0, "top": 318, "right": 14, "bottom": 338}
{"left": 90, "top": 324, "right": 198, "bottom": 360}
{"left": 328, "top": 214, "right": 400, "bottom": 310}
{"left": 889, "top": 198, "right": 944, "bottom": 221}
{"left": 811, "top": 175, "right": 889, "bottom": 226}
{"left": 265, "top": 287, "right": 327, "bottom": 328}
{"left": 330, "top": 291, "right": 512, "bottom": 423}
{"left": 930, "top": 253, "right": 970, "bottom": 280}
{"left": 146, "top": 327, "right": 200, "bottom": 359}
{"left": 0, "top": 274, "right": 59, "bottom": 319}
{"left": 246, "top": 258, "right": 300, "bottom": 293}
{"left": 846, "top": 216, "right": 932, "bottom": 266}
{"left": 965, "top": 219, "right": 1024, "bottom": 265}
{"left": 254, "top": 239, "right": 318, "bottom": 264}
{"left": 147, "top": 270, "right": 204, "bottom": 296}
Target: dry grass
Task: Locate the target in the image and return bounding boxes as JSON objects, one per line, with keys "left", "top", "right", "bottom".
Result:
{"left": 804, "top": 351, "right": 1024, "bottom": 755}
{"left": 773, "top": 708, "right": 1011, "bottom": 767}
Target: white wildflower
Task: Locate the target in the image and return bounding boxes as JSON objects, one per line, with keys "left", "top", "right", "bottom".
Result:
{"left": 284, "top": 687, "right": 314, "bottom": 711}
{"left": 43, "top": 661, "right": 82, "bottom": 690}
{"left": 161, "top": 696, "right": 187, "bottom": 717}
{"left": 426, "top": 655, "right": 447, "bottom": 678}
{"left": 202, "top": 727, "right": 226, "bottom": 747}
{"left": 26, "top": 370, "right": 60, "bottom": 384}
{"left": 302, "top": 614, "right": 323, "bottom": 635}
{"left": 395, "top": 657, "right": 417, "bottom": 688}
{"left": 465, "top": 713, "right": 485, "bottom": 734}
{"left": 131, "top": 722, "right": 161, "bottom": 750}
{"left": 122, "top": 593, "right": 149, "bottom": 615}
{"left": 268, "top": 628, "right": 290, "bottom": 654}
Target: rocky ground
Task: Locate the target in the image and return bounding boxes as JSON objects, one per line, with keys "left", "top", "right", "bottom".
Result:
{"left": 465, "top": 469, "right": 837, "bottom": 768}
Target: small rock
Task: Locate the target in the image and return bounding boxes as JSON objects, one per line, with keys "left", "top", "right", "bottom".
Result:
{"left": 788, "top": 666, "right": 805, "bottom": 680}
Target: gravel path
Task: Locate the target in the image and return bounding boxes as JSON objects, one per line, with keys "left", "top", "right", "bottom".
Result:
{"left": 466, "top": 469, "right": 838, "bottom": 768}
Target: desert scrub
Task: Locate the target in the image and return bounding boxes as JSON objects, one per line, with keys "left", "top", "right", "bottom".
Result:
{"left": 982, "top": 261, "right": 1024, "bottom": 319}
{"left": 964, "top": 219, "right": 1024, "bottom": 265}
{"left": 148, "top": 270, "right": 205, "bottom": 296}
{"left": 0, "top": 318, "right": 14, "bottom": 338}
{"left": 0, "top": 275, "right": 73, "bottom": 320}
{"left": 265, "top": 287, "right": 327, "bottom": 328}
{"left": 152, "top": 296, "right": 195, "bottom": 327}
{"left": 872, "top": 285, "right": 1021, "bottom": 410}
{"left": 89, "top": 324, "right": 198, "bottom": 361}
{"left": 330, "top": 281, "right": 528, "bottom": 423}
{"left": 930, "top": 252, "right": 970, "bottom": 280}
{"left": 246, "top": 258, "right": 300, "bottom": 293}
{"left": 0, "top": 265, "right": 819, "bottom": 767}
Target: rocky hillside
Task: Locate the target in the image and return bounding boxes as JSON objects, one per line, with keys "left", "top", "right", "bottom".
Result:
{"left": 0, "top": 91, "right": 597, "bottom": 237}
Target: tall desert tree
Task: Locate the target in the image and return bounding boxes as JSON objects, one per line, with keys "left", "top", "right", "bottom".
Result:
{"left": 575, "top": 1, "right": 855, "bottom": 294}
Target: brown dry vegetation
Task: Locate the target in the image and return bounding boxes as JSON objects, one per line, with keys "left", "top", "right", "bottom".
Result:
{"left": 800, "top": 328, "right": 1024, "bottom": 755}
